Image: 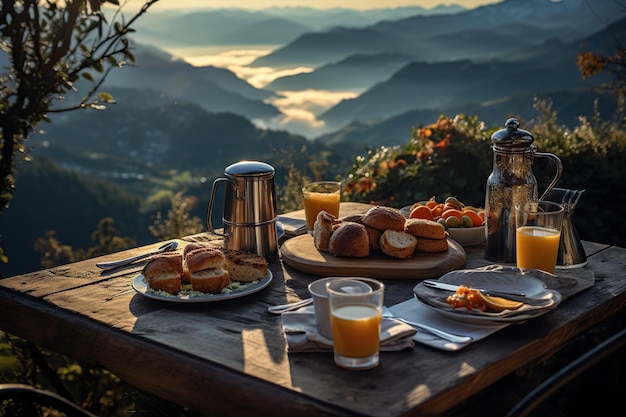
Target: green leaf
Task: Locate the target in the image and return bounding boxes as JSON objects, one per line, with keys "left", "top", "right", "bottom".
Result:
{"left": 82, "top": 72, "right": 94, "bottom": 82}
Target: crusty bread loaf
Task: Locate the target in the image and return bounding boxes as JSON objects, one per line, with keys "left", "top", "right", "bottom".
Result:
{"left": 313, "top": 210, "right": 337, "bottom": 252}
{"left": 189, "top": 268, "right": 230, "bottom": 293}
{"left": 183, "top": 247, "right": 230, "bottom": 293}
{"left": 404, "top": 218, "right": 447, "bottom": 239}
{"left": 413, "top": 237, "right": 449, "bottom": 253}
{"left": 185, "top": 247, "right": 225, "bottom": 272}
{"left": 221, "top": 248, "right": 268, "bottom": 282}
{"left": 328, "top": 222, "right": 370, "bottom": 257}
{"left": 362, "top": 206, "right": 406, "bottom": 231}
{"left": 142, "top": 253, "right": 183, "bottom": 294}
{"left": 183, "top": 242, "right": 213, "bottom": 256}
{"left": 365, "top": 225, "right": 383, "bottom": 251}
{"left": 379, "top": 230, "right": 417, "bottom": 259}
{"left": 340, "top": 213, "right": 364, "bottom": 224}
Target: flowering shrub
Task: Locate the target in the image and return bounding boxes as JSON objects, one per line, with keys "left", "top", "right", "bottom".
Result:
{"left": 344, "top": 114, "right": 494, "bottom": 208}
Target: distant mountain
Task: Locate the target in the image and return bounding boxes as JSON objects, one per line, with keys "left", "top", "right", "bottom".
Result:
{"left": 131, "top": 6, "right": 467, "bottom": 48}
{"left": 103, "top": 44, "right": 281, "bottom": 120}
{"left": 265, "top": 52, "right": 413, "bottom": 91}
{"left": 251, "top": 0, "right": 625, "bottom": 69}
{"left": 317, "top": 14, "right": 626, "bottom": 130}
{"left": 316, "top": 89, "right": 619, "bottom": 150}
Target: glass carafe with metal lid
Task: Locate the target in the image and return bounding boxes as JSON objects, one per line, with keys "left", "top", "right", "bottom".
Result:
{"left": 207, "top": 161, "right": 278, "bottom": 260}
{"left": 484, "top": 118, "right": 563, "bottom": 263}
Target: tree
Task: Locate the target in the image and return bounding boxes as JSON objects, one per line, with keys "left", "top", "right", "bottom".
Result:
{"left": 0, "top": 0, "right": 159, "bottom": 241}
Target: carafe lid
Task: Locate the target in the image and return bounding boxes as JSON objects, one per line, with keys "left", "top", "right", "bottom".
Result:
{"left": 491, "top": 118, "right": 534, "bottom": 149}
{"left": 224, "top": 160, "right": 275, "bottom": 177}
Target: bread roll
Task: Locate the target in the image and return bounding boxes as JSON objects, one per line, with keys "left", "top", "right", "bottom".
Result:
{"left": 313, "top": 210, "right": 337, "bottom": 252}
{"left": 365, "top": 225, "right": 383, "bottom": 251}
{"left": 183, "top": 242, "right": 213, "bottom": 256}
{"left": 221, "top": 248, "right": 268, "bottom": 282}
{"left": 414, "top": 237, "right": 449, "bottom": 253}
{"left": 328, "top": 222, "right": 370, "bottom": 257}
{"left": 362, "top": 206, "right": 405, "bottom": 231}
{"left": 185, "top": 247, "right": 225, "bottom": 272}
{"left": 404, "top": 218, "right": 447, "bottom": 239}
{"left": 379, "top": 230, "right": 417, "bottom": 259}
{"left": 189, "top": 268, "right": 230, "bottom": 294}
{"left": 142, "top": 253, "right": 183, "bottom": 294}
{"left": 340, "top": 214, "right": 363, "bottom": 224}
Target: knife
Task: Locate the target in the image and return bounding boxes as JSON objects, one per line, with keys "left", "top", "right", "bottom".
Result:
{"left": 422, "top": 280, "right": 527, "bottom": 299}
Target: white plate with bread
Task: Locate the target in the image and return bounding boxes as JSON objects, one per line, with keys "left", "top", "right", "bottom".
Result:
{"left": 132, "top": 243, "right": 272, "bottom": 302}
{"left": 132, "top": 270, "right": 272, "bottom": 303}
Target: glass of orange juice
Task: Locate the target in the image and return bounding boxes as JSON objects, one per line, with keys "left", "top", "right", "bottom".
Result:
{"left": 327, "top": 277, "right": 384, "bottom": 370}
{"left": 515, "top": 201, "right": 564, "bottom": 274}
{"left": 302, "top": 181, "right": 342, "bottom": 230}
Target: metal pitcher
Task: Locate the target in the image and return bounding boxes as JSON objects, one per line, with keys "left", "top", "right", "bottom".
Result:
{"left": 207, "top": 161, "right": 278, "bottom": 260}
{"left": 484, "top": 118, "right": 563, "bottom": 263}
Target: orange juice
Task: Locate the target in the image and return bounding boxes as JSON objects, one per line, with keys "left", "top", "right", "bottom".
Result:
{"left": 516, "top": 225, "right": 561, "bottom": 273}
{"left": 303, "top": 191, "right": 340, "bottom": 230}
{"left": 331, "top": 304, "right": 381, "bottom": 358}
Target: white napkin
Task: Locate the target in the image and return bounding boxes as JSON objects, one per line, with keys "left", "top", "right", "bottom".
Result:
{"left": 281, "top": 306, "right": 417, "bottom": 353}
{"left": 389, "top": 298, "right": 509, "bottom": 351}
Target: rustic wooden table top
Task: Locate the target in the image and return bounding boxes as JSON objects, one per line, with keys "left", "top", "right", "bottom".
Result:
{"left": 1, "top": 202, "right": 625, "bottom": 416}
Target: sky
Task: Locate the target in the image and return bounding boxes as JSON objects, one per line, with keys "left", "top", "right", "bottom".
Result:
{"left": 148, "top": 0, "right": 502, "bottom": 11}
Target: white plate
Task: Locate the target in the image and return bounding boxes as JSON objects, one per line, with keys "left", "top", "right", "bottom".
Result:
{"left": 413, "top": 266, "right": 562, "bottom": 324}
{"left": 132, "top": 271, "right": 273, "bottom": 303}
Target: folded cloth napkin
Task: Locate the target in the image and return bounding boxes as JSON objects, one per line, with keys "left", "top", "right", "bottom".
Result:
{"left": 389, "top": 298, "right": 509, "bottom": 351}
{"left": 276, "top": 215, "right": 308, "bottom": 237}
{"left": 282, "top": 306, "right": 417, "bottom": 353}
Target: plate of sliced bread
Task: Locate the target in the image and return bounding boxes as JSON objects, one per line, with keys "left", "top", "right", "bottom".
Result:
{"left": 132, "top": 243, "right": 272, "bottom": 302}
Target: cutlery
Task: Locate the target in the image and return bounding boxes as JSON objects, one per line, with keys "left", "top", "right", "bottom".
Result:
{"left": 267, "top": 298, "right": 313, "bottom": 314}
{"left": 96, "top": 241, "right": 178, "bottom": 271}
{"left": 382, "top": 307, "right": 472, "bottom": 344}
{"left": 421, "top": 280, "right": 551, "bottom": 305}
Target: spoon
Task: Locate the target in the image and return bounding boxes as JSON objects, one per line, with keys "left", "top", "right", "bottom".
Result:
{"left": 96, "top": 241, "right": 178, "bottom": 271}
{"left": 382, "top": 307, "right": 473, "bottom": 344}
{"left": 268, "top": 298, "right": 313, "bottom": 314}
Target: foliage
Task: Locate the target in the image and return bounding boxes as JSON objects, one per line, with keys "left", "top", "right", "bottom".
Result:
{"left": 148, "top": 191, "right": 204, "bottom": 240}
{"left": 344, "top": 114, "right": 494, "bottom": 208}
{"left": 528, "top": 98, "right": 626, "bottom": 246}
{"left": 34, "top": 216, "right": 135, "bottom": 268}
{"left": 344, "top": 101, "right": 626, "bottom": 247}
{"left": 0, "top": 0, "right": 159, "bottom": 253}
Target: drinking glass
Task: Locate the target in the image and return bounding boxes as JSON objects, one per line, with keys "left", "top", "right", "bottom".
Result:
{"left": 327, "top": 277, "right": 384, "bottom": 370}
{"left": 515, "top": 201, "right": 564, "bottom": 273}
{"left": 302, "top": 181, "right": 341, "bottom": 230}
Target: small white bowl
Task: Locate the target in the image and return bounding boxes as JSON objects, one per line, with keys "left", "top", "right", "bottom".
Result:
{"left": 447, "top": 225, "right": 486, "bottom": 247}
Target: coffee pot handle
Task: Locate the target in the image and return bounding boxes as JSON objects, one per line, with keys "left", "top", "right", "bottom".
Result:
{"left": 207, "top": 177, "right": 228, "bottom": 236}
{"left": 535, "top": 151, "right": 563, "bottom": 201}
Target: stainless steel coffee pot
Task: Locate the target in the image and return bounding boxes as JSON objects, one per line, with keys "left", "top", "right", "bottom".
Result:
{"left": 207, "top": 161, "right": 278, "bottom": 260}
{"left": 484, "top": 118, "right": 563, "bottom": 263}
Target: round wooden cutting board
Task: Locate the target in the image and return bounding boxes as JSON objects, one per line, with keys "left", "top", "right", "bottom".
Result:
{"left": 280, "top": 234, "right": 467, "bottom": 280}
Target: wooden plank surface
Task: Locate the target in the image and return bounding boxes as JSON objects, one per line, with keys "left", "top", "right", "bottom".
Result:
{"left": 281, "top": 233, "right": 466, "bottom": 279}
{"left": 0, "top": 202, "right": 625, "bottom": 417}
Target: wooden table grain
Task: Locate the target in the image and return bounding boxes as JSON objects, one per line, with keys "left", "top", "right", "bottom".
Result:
{"left": 1, "top": 202, "right": 625, "bottom": 416}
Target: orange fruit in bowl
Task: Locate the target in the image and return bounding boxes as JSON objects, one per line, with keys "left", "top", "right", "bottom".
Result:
{"left": 409, "top": 205, "right": 434, "bottom": 220}
{"left": 462, "top": 209, "right": 484, "bottom": 227}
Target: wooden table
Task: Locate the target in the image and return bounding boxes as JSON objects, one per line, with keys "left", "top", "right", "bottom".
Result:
{"left": 1, "top": 202, "right": 625, "bottom": 416}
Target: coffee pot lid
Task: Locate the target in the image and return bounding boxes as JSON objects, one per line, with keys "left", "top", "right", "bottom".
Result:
{"left": 491, "top": 118, "right": 534, "bottom": 148}
{"left": 225, "top": 160, "right": 275, "bottom": 177}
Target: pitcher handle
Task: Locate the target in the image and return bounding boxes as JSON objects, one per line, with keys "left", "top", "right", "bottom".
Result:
{"left": 207, "top": 177, "right": 228, "bottom": 236}
{"left": 535, "top": 151, "right": 563, "bottom": 201}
